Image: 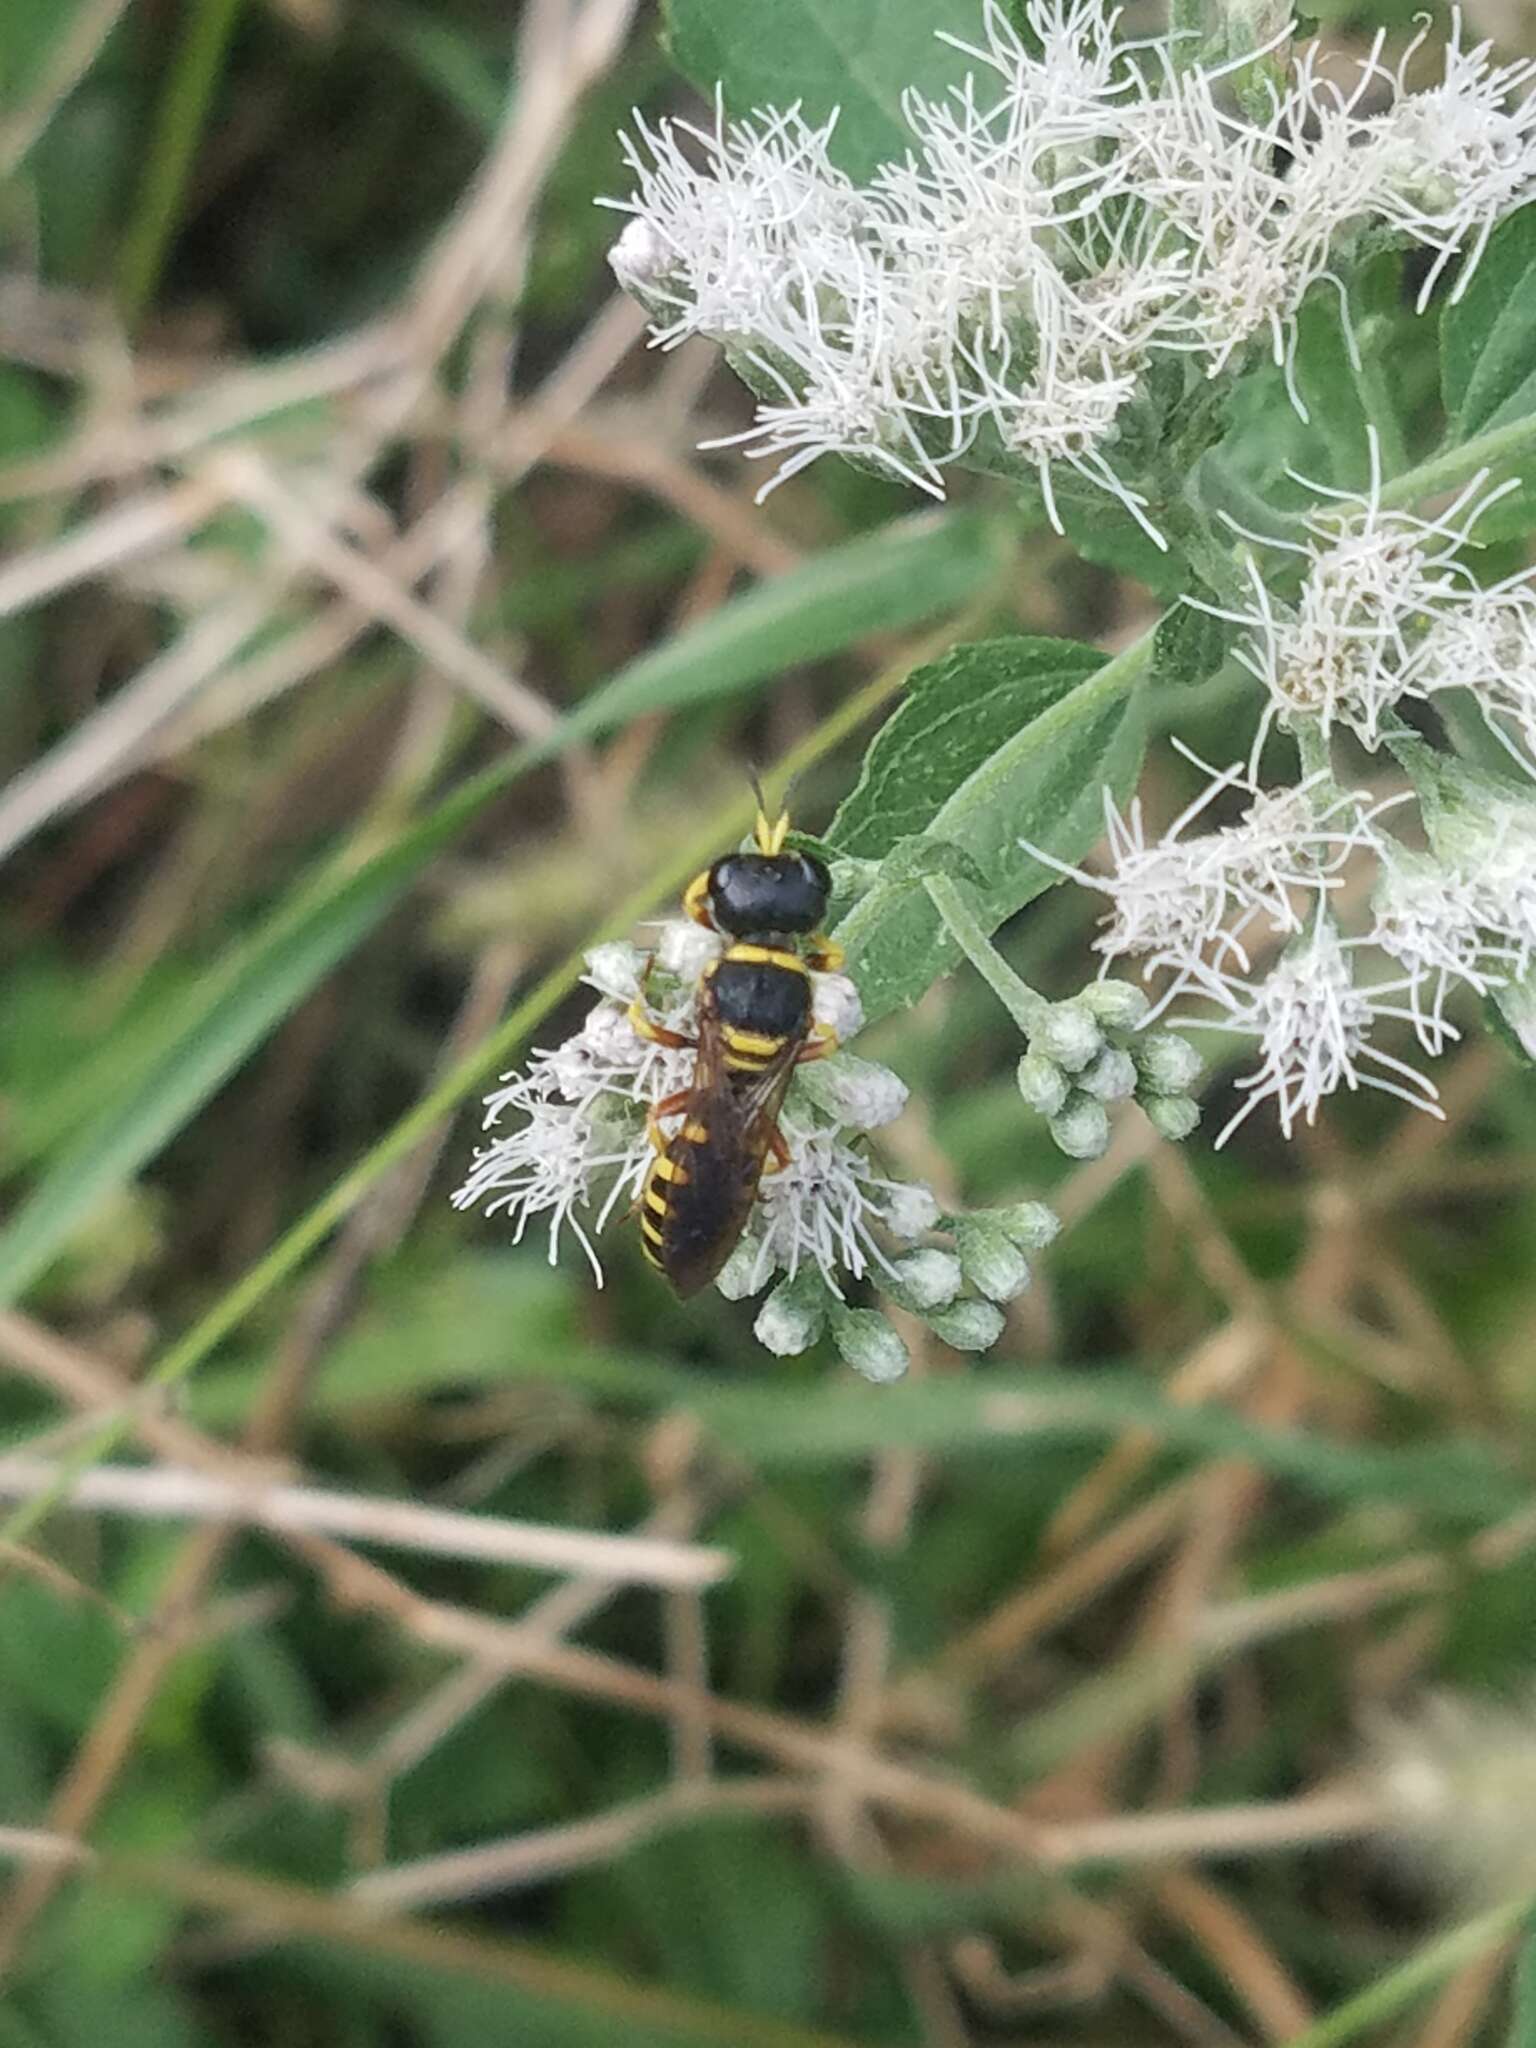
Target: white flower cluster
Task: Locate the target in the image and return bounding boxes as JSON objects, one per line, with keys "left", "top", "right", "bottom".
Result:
{"left": 453, "top": 929, "right": 1056, "bottom": 1373}
{"left": 608, "top": 1, "right": 1536, "bottom": 532}
{"left": 1208, "top": 443, "right": 1534, "bottom": 762}
{"left": 1050, "top": 727, "right": 1536, "bottom": 1142}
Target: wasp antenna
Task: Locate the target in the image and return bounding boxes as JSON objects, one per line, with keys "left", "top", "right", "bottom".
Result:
{"left": 748, "top": 768, "right": 791, "bottom": 855}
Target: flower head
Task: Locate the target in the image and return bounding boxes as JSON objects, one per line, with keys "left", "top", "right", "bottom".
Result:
{"left": 608, "top": 3, "right": 1536, "bottom": 522}
{"left": 1186, "top": 916, "right": 1441, "bottom": 1145}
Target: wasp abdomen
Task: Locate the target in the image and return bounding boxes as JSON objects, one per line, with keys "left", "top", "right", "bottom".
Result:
{"left": 709, "top": 949, "right": 811, "bottom": 1072}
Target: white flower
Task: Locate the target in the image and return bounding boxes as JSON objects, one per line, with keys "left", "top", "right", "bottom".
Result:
{"left": 1026, "top": 745, "right": 1384, "bottom": 987}
{"left": 1359, "top": 13, "right": 1536, "bottom": 308}
{"left": 1206, "top": 442, "right": 1518, "bottom": 755}
{"left": 582, "top": 941, "right": 646, "bottom": 1002}
{"left": 605, "top": 101, "right": 859, "bottom": 351}
{"left": 608, "top": 5, "right": 1536, "bottom": 521}
{"left": 1414, "top": 587, "right": 1536, "bottom": 768}
{"left": 1181, "top": 917, "right": 1442, "bottom": 1145}
{"left": 747, "top": 1122, "right": 930, "bottom": 1294}
{"left": 1368, "top": 849, "right": 1510, "bottom": 1053}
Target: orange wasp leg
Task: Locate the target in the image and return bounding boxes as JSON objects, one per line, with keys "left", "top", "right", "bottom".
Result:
{"left": 805, "top": 932, "right": 844, "bottom": 973}
{"left": 794, "top": 1026, "right": 839, "bottom": 1064}
{"left": 627, "top": 998, "right": 696, "bottom": 1051}
{"left": 762, "top": 1121, "right": 793, "bottom": 1175}
{"left": 645, "top": 1087, "right": 693, "bottom": 1153}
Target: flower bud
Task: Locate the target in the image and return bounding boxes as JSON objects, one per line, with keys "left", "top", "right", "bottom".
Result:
{"left": 714, "top": 1234, "right": 767, "bottom": 1300}
{"left": 582, "top": 942, "right": 645, "bottom": 1002}
{"left": 991, "top": 1200, "right": 1060, "bottom": 1251}
{"left": 797, "top": 1051, "right": 907, "bottom": 1129}
{"left": 890, "top": 1248, "right": 964, "bottom": 1312}
{"left": 1079, "top": 979, "right": 1150, "bottom": 1030}
{"left": 1050, "top": 1092, "right": 1111, "bottom": 1159}
{"left": 883, "top": 1183, "right": 941, "bottom": 1241}
{"left": 1017, "top": 1050, "right": 1070, "bottom": 1117}
{"left": 1038, "top": 1001, "right": 1103, "bottom": 1073}
{"left": 1144, "top": 1093, "right": 1201, "bottom": 1142}
{"left": 658, "top": 919, "right": 723, "bottom": 981}
{"left": 1077, "top": 1046, "right": 1137, "bottom": 1103}
{"left": 832, "top": 1309, "right": 910, "bottom": 1383}
{"left": 609, "top": 216, "right": 671, "bottom": 295}
{"left": 953, "top": 1219, "right": 1032, "bottom": 1302}
{"left": 1134, "top": 1029, "right": 1202, "bottom": 1095}
{"left": 926, "top": 1299, "right": 1006, "bottom": 1352}
{"left": 755, "top": 1283, "right": 825, "bottom": 1356}
{"left": 812, "top": 972, "right": 865, "bottom": 1043}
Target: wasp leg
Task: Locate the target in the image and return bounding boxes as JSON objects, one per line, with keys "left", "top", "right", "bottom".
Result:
{"left": 805, "top": 932, "right": 844, "bottom": 973}
{"left": 645, "top": 1088, "right": 692, "bottom": 1153}
{"left": 795, "top": 1026, "right": 839, "bottom": 1064}
{"left": 682, "top": 868, "right": 714, "bottom": 929}
{"left": 627, "top": 998, "right": 696, "bottom": 1050}
{"left": 762, "top": 1120, "right": 793, "bottom": 1175}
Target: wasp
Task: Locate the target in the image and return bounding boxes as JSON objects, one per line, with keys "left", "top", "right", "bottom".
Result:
{"left": 626, "top": 796, "right": 843, "bottom": 1298}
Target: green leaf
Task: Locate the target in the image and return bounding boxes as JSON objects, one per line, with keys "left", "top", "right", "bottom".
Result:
{"left": 663, "top": 0, "right": 976, "bottom": 180}
{"left": 1443, "top": 203, "right": 1536, "bottom": 438}
{"left": 1152, "top": 587, "right": 1232, "bottom": 691}
{"left": 1508, "top": 1914, "right": 1536, "bottom": 2048}
{"left": 560, "top": 510, "right": 1010, "bottom": 744}
{"left": 828, "top": 634, "right": 1147, "bottom": 1022}
{"left": 687, "top": 1368, "right": 1525, "bottom": 1520}
{"left": 0, "top": 514, "right": 993, "bottom": 1305}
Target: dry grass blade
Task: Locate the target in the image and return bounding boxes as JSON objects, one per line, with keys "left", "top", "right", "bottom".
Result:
{"left": 0, "top": 1454, "right": 735, "bottom": 1588}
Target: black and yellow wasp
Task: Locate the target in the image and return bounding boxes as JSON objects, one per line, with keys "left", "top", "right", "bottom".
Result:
{"left": 627, "top": 798, "right": 842, "bottom": 1297}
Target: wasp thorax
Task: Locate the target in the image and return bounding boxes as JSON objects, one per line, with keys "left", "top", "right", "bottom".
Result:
{"left": 707, "top": 851, "right": 830, "bottom": 936}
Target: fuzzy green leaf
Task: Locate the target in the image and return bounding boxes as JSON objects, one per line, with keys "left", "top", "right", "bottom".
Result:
{"left": 663, "top": 0, "right": 975, "bottom": 180}
{"left": 1443, "top": 203, "right": 1536, "bottom": 438}
{"left": 827, "top": 635, "right": 1147, "bottom": 1022}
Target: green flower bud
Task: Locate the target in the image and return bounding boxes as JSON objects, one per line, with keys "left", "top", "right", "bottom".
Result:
{"left": 991, "top": 1200, "right": 1060, "bottom": 1251}
{"left": 754, "top": 1284, "right": 825, "bottom": 1355}
{"left": 832, "top": 1309, "right": 909, "bottom": 1383}
{"left": 1134, "top": 1029, "right": 1202, "bottom": 1095}
{"left": 1144, "top": 1093, "right": 1201, "bottom": 1142}
{"left": 1050, "top": 1092, "right": 1111, "bottom": 1159}
{"left": 1017, "top": 1050, "right": 1070, "bottom": 1116}
{"left": 1078, "top": 1046, "right": 1138, "bottom": 1103}
{"left": 926, "top": 1299, "right": 1007, "bottom": 1352}
{"left": 1038, "top": 1001, "right": 1103, "bottom": 1073}
{"left": 1079, "top": 979, "right": 1150, "bottom": 1030}
{"left": 954, "top": 1218, "right": 1032, "bottom": 1302}
{"left": 890, "top": 1248, "right": 964, "bottom": 1312}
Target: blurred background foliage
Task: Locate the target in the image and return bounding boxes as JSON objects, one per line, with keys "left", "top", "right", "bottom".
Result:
{"left": 2, "top": 1, "right": 1536, "bottom": 2045}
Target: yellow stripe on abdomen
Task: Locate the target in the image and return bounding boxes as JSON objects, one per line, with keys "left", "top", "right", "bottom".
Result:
{"left": 722, "top": 1026, "right": 786, "bottom": 1057}
{"left": 724, "top": 943, "right": 808, "bottom": 975}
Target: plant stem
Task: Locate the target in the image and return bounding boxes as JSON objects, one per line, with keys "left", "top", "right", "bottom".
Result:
{"left": 924, "top": 875, "right": 1049, "bottom": 1038}
{"left": 116, "top": 0, "right": 247, "bottom": 328}
{"left": 1381, "top": 409, "right": 1536, "bottom": 512}
{"left": 1280, "top": 1896, "right": 1534, "bottom": 2048}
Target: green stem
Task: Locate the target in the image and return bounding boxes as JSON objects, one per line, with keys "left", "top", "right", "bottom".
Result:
{"left": 1281, "top": 1896, "right": 1533, "bottom": 2048}
{"left": 1294, "top": 718, "right": 1333, "bottom": 786}
{"left": 116, "top": 0, "right": 247, "bottom": 328}
{"left": 1380, "top": 408, "right": 1536, "bottom": 513}
{"left": 924, "top": 875, "right": 1049, "bottom": 1038}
